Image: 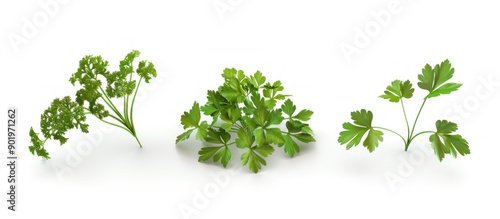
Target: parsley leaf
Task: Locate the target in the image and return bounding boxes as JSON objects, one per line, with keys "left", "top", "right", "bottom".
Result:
{"left": 417, "top": 59, "right": 462, "bottom": 99}
{"left": 380, "top": 80, "right": 414, "bottom": 103}
{"left": 429, "top": 120, "right": 470, "bottom": 161}
{"left": 338, "top": 109, "right": 383, "bottom": 152}
{"left": 241, "top": 146, "right": 274, "bottom": 173}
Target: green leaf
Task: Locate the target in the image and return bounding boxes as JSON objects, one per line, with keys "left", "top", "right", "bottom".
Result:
{"left": 283, "top": 134, "right": 300, "bottom": 157}
{"left": 253, "top": 105, "right": 270, "bottom": 127}
{"left": 418, "top": 59, "right": 461, "bottom": 99}
{"left": 202, "top": 90, "right": 228, "bottom": 116}
{"left": 35, "top": 148, "right": 50, "bottom": 159}
{"left": 362, "top": 129, "right": 384, "bottom": 152}
{"left": 266, "top": 128, "right": 285, "bottom": 144}
{"left": 205, "top": 128, "right": 223, "bottom": 144}
{"left": 213, "top": 146, "right": 231, "bottom": 168}
{"left": 429, "top": 134, "right": 445, "bottom": 161}
{"left": 241, "top": 146, "right": 272, "bottom": 173}
{"left": 30, "top": 95, "right": 90, "bottom": 160}
{"left": 253, "top": 127, "right": 266, "bottom": 147}
{"left": 180, "top": 102, "right": 201, "bottom": 129}
{"left": 221, "top": 68, "right": 243, "bottom": 80}
{"left": 294, "top": 109, "right": 313, "bottom": 122}
{"left": 235, "top": 128, "right": 254, "bottom": 149}
{"left": 121, "top": 50, "right": 140, "bottom": 74}
{"left": 242, "top": 117, "right": 257, "bottom": 130}
{"left": 338, "top": 109, "right": 384, "bottom": 152}
{"left": 286, "top": 120, "right": 304, "bottom": 133}
{"left": 267, "top": 109, "right": 284, "bottom": 126}
{"left": 136, "top": 60, "right": 157, "bottom": 83}
{"left": 263, "top": 80, "right": 284, "bottom": 99}
{"left": 220, "top": 122, "right": 233, "bottom": 132}
{"left": 220, "top": 85, "right": 242, "bottom": 103}
{"left": 205, "top": 128, "right": 231, "bottom": 144}
{"left": 40, "top": 96, "right": 89, "bottom": 145}
{"left": 243, "top": 98, "right": 256, "bottom": 115}
{"left": 70, "top": 55, "right": 108, "bottom": 108}
{"left": 201, "top": 105, "right": 218, "bottom": 116}
{"left": 429, "top": 120, "right": 470, "bottom": 161}
{"left": 254, "top": 145, "right": 275, "bottom": 157}
{"left": 265, "top": 99, "right": 278, "bottom": 109}
{"left": 274, "top": 94, "right": 287, "bottom": 100}
{"left": 220, "top": 68, "right": 246, "bottom": 102}
{"left": 105, "top": 50, "right": 142, "bottom": 98}
{"left": 176, "top": 129, "right": 194, "bottom": 144}
{"left": 198, "top": 146, "right": 223, "bottom": 162}
{"left": 29, "top": 127, "right": 50, "bottom": 159}
{"left": 178, "top": 102, "right": 208, "bottom": 143}
{"left": 221, "top": 107, "right": 241, "bottom": 123}
{"left": 281, "top": 99, "right": 296, "bottom": 116}
{"left": 198, "top": 128, "right": 232, "bottom": 167}
{"left": 195, "top": 121, "right": 209, "bottom": 141}
{"left": 380, "top": 80, "right": 414, "bottom": 103}
{"left": 292, "top": 133, "right": 316, "bottom": 143}
{"left": 435, "top": 120, "right": 458, "bottom": 134}
{"left": 338, "top": 123, "right": 367, "bottom": 150}
{"left": 251, "top": 92, "right": 266, "bottom": 109}
{"left": 105, "top": 71, "right": 136, "bottom": 98}
{"left": 426, "top": 83, "right": 462, "bottom": 99}
{"left": 89, "top": 103, "right": 109, "bottom": 119}
{"left": 248, "top": 71, "right": 266, "bottom": 88}
{"left": 301, "top": 125, "right": 314, "bottom": 135}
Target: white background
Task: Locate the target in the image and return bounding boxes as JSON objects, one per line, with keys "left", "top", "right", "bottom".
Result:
{"left": 1, "top": 0, "right": 500, "bottom": 218}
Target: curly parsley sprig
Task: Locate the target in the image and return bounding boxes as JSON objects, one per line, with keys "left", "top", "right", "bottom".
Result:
{"left": 29, "top": 50, "right": 157, "bottom": 159}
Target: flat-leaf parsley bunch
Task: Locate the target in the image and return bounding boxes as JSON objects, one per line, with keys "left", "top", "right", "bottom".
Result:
{"left": 177, "top": 68, "right": 315, "bottom": 173}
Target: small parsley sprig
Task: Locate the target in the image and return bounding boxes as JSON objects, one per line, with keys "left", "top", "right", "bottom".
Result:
{"left": 176, "top": 68, "right": 315, "bottom": 173}
{"left": 29, "top": 50, "right": 157, "bottom": 159}
{"left": 338, "top": 59, "right": 470, "bottom": 161}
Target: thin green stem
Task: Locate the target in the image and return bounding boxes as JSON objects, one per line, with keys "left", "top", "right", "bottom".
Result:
{"left": 129, "top": 78, "right": 143, "bottom": 133}
{"left": 410, "top": 98, "right": 427, "bottom": 138}
{"left": 211, "top": 125, "right": 238, "bottom": 133}
{"left": 401, "top": 100, "right": 410, "bottom": 140}
{"left": 84, "top": 108, "right": 126, "bottom": 125}
{"left": 410, "top": 131, "right": 434, "bottom": 142}
{"left": 108, "top": 114, "right": 125, "bottom": 124}
{"left": 98, "top": 87, "right": 123, "bottom": 120}
{"left": 372, "top": 126, "right": 407, "bottom": 145}
{"left": 97, "top": 118, "right": 133, "bottom": 135}
{"left": 124, "top": 94, "right": 129, "bottom": 128}
{"left": 98, "top": 86, "right": 136, "bottom": 137}
{"left": 86, "top": 84, "right": 143, "bottom": 148}
{"left": 405, "top": 98, "right": 428, "bottom": 151}
{"left": 133, "top": 135, "right": 143, "bottom": 148}
{"left": 98, "top": 94, "right": 120, "bottom": 117}
{"left": 123, "top": 73, "right": 135, "bottom": 131}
